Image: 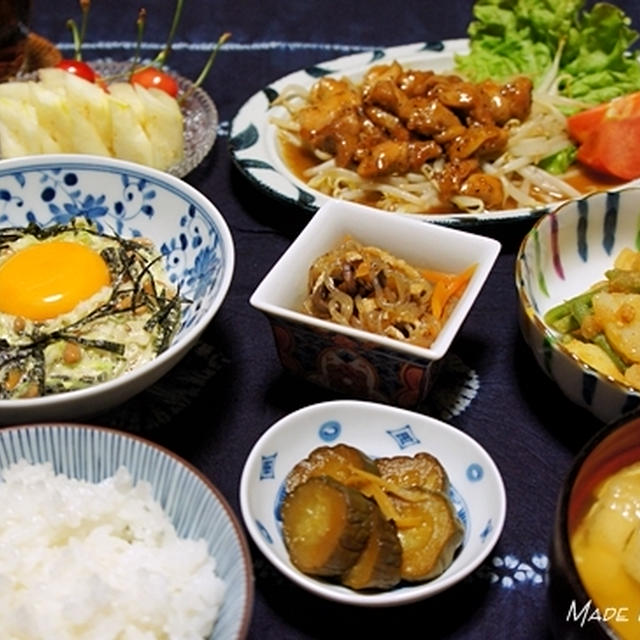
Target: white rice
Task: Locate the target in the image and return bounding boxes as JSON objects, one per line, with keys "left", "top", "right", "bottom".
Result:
{"left": 0, "top": 460, "right": 226, "bottom": 640}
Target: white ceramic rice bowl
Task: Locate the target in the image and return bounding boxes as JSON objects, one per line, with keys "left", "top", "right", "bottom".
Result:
{"left": 0, "top": 154, "right": 234, "bottom": 424}
{"left": 239, "top": 399, "right": 506, "bottom": 607}
{"left": 0, "top": 422, "right": 254, "bottom": 639}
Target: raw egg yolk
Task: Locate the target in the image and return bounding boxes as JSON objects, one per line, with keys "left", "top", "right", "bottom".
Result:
{"left": 0, "top": 240, "right": 111, "bottom": 321}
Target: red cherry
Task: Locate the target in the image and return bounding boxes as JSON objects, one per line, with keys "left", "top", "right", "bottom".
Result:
{"left": 55, "top": 59, "right": 97, "bottom": 83}
{"left": 130, "top": 67, "right": 179, "bottom": 97}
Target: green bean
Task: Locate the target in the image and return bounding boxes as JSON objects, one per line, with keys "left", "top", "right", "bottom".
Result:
{"left": 544, "top": 286, "right": 606, "bottom": 331}
{"left": 570, "top": 296, "right": 593, "bottom": 325}
{"left": 549, "top": 314, "right": 578, "bottom": 334}
{"left": 605, "top": 269, "right": 640, "bottom": 293}
{"left": 593, "top": 333, "right": 627, "bottom": 373}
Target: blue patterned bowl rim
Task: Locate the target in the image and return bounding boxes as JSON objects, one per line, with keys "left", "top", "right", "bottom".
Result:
{"left": 0, "top": 154, "right": 235, "bottom": 412}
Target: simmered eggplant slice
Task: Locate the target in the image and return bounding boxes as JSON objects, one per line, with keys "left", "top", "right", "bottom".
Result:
{"left": 375, "top": 451, "right": 449, "bottom": 494}
{"left": 285, "top": 444, "right": 378, "bottom": 494}
{"left": 341, "top": 505, "right": 402, "bottom": 591}
{"left": 281, "top": 445, "right": 465, "bottom": 591}
{"left": 281, "top": 475, "right": 375, "bottom": 577}
{"left": 391, "top": 489, "right": 464, "bottom": 582}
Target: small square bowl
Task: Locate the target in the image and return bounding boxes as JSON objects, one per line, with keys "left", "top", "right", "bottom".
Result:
{"left": 239, "top": 399, "right": 506, "bottom": 607}
{"left": 250, "top": 201, "right": 500, "bottom": 407}
{"left": 516, "top": 187, "right": 640, "bottom": 423}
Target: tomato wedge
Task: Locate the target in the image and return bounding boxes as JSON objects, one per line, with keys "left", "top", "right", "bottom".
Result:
{"left": 567, "top": 92, "right": 640, "bottom": 144}
{"left": 575, "top": 115, "right": 640, "bottom": 181}
{"left": 130, "top": 67, "right": 179, "bottom": 97}
{"left": 568, "top": 91, "right": 640, "bottom": 180}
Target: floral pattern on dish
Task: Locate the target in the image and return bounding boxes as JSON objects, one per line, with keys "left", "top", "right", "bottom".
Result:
{"left": 0, "top": 159, "right": 229, "bottom": 338}
{"left": 267, "top": 316, "right": 438, "bottom": 407}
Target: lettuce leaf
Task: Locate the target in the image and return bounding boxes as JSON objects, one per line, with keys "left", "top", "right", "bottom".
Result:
{"left": 454, "top": 0, "right": 640, "bottom": 104}
{"left": 537, "top": 145, "right": 577, "bottom": 174}
{"left": 561, "top": 3, "right": 640, "bottom": 101}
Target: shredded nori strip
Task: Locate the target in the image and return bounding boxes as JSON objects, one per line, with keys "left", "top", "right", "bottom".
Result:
{"left": 0, "top": 218, "right": 188, "bottom": 398}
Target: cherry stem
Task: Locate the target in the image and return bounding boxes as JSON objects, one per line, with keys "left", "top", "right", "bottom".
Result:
{"left": 78, "top": 0, "right": 91, "bottom": 56}
{"left": 66, "top": 0, "right": 91, "bottom": 61}
{"left": 131, "top": 8, "right": 147, "bottom": 70}
{"left": 153, "top": 0, "right": 185, "bottom": 67}
{"left": 179, "top": 31, "right": 231, "bottom": 104}
{"left": 66, "top": 19, "right": 82, "bottom": 61}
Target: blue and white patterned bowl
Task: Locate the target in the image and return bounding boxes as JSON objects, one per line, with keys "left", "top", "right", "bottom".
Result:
{"left": 516, "top": 187, "right": 640, "bottom": 423}
{"left": 0, "top": 422, "right": 254, "bottom": 639}
{"left": 0, "top": 154, "right": 234, "bottom": 424}
{"left": 239, "top": 399, "right": 506, "bottom": 607}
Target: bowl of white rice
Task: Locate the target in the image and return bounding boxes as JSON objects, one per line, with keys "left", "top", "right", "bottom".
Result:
{"left": 0, "top": 422, "right": 254, "bottom": 639}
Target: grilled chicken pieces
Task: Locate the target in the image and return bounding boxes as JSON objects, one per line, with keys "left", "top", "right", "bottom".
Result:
{"left": 295, "top": 61, "right": 533, "bottom": 210}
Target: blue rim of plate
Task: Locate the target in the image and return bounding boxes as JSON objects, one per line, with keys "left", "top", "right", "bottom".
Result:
{"left": 228, "top": 39, "right": 640, "bottom": 229}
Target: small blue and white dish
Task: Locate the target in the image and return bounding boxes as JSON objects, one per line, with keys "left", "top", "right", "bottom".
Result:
{"left": 239, "top": 399, "right": 506, "bottom": 607}
{"left": 0, "top": 154, "right": 234, "bottom": 424}
{"left": 0, "top": 422, "right": 254, "bottom": 639}
{"left": 516, "top": 187, "right": 640, "bottom": 423}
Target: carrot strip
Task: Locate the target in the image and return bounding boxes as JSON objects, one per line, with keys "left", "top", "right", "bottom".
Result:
{"left": 448, "top": 263, "right": 476, "bottom": 297}
{"left": 346, "top": 466, "right": 433, "bottom": 528}
{"left": 430, "top": 263, "right": 477, "bottom": 319}
{"left": 430, "top": 279, "right": 448, "bottom": 320}
{"left": 421, "top": 268, "right": 456, "bottom": 284}
{"left": 360, "top": 484, "right": 423, "bottom": 528}
{"left": 347, "top": 466, "right": 428, "bottom": 502}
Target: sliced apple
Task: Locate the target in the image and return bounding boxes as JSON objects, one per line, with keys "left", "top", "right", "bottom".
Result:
{"left": 0, "top": 82, "right": 31, "bottom": 100}
{"left": 132, "top": 84, "right": 184, "bottom": 169}
{"left": 28, "top": 83, "right": 75, "bottom": 152}
{"left": 0, "top": 97, "right": 47, "bottom": 155}
{"left": 108, "top": 82, "right": 145, "bottom": 120}
{"left": 0, "top": 120, "right": 28, "bottom": 158}
{"left": 108, "top": 97, "right": 154, "bottom": 166}
{"left": 0, "top": 68, "right": 185, "bottom": 169}
{"left": 38, "top": 67, "right": 112, "bottom": 150}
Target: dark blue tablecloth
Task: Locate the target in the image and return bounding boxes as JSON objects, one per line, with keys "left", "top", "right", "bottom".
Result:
{"left": 23, "top": 1, "right": 640, "bottom": 638}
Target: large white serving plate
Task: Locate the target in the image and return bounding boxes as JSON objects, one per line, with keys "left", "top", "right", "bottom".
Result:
{"left": 229, "top": 39, "right": 589, "bottom": 228}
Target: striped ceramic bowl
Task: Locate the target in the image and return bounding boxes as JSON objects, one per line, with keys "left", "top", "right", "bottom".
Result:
{"left": 516, "top": 187, "right": 640, "bottom": 423}
{"left": 0, "top": 423, "right": 254, "bottom": 639}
